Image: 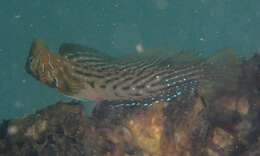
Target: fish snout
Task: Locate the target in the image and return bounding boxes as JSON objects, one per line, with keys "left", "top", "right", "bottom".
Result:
{"left": 25, "top": 55, "right": 34, "bottom": 75}
{"left": 25, "top": 39, "right": 48, "bottom": 79}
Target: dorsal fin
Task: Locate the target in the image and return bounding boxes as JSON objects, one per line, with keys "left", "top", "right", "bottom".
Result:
{"left": 165, "top": 50, "right": 205, "bottom": 66}
{"left": 117, "top": 48, "right": 204, "bottom": 68}
{"left": 201, "top": 48, "right": 241, "bottom": 97}
{"left": 59, "top": 43, "right": 96, "bottom": 55}
{"left": 58, "top": 43, "right": 113, "bottom": 63}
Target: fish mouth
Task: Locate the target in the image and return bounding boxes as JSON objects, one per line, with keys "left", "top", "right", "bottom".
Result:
{"left": 25, "top": 39, "right": 42, "bottom": 78}
{"left": 25, "top": 54, "right": 32, "bottom": 72}
{"left": 25, "top": 47, "right": 39, "bottom": 80}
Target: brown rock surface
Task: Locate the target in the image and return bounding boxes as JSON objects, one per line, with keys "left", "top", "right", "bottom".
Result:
{"left": 1, "top": 53, "right": 260, "bottom": 156}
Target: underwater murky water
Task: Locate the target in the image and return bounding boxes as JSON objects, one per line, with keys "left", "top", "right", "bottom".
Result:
{"left": 1, "top": 1, "right": 260, "bottom": 155}
{"left": 1, "top": 0, "right": 260, "bottom": 120}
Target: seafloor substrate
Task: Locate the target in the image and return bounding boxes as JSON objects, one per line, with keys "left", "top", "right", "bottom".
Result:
{"left": 1, "top": 54, "right": 260, "bottom": 156}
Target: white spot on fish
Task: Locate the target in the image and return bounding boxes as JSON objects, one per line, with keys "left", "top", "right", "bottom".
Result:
{"left": 47, "top": 54, "right": 54, "bottom": 69}
{"left": 177, "top": 91, "right": 182, "bottom": 96}
{"left": 41, "top": 64, "right": 45, "bottom": 73}
{"left": 54, "top": 77, "right": 59, "bottom": 87}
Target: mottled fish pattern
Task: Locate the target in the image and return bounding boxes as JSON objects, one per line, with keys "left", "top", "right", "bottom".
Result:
{"left": 26, "top": 39, "right": 240, "bottom": 108}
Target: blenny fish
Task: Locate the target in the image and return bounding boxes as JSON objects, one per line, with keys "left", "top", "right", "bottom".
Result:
{"left": 25, "top": 39, "right": 240, "bottom": 108}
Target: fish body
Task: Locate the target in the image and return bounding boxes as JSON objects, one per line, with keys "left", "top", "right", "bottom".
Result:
{"left": 26, "top": 39, "right": 240, "bottom": 107}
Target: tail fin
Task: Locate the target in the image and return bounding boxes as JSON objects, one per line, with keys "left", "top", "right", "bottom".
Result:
{"left": 201, "top": 48, "right": 241, "bottom": 96}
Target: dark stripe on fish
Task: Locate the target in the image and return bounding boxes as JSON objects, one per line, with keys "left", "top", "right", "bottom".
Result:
{"left": 122, "top": 86, "right": 130, "bottom": 90}
{"left": 107, "top": 79, "right": 199, "bottom": 108}
{"left": 72, "top": 67, "right": 106, "bottom": 79}
{"left": 112, "top": 76, "right": 134, "bottom": 90}
{"left": 104, "top": 76, "right": 121, "bottom": 84}
{"left": 131, "top": 70, "right": 155, "bottom": 86}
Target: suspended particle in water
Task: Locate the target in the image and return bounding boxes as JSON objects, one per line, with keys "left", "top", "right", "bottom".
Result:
{"left": 154, "top": 0, "right": 169, "bottom": 10}
{"left": 22, "top": 79, "right": 27, "bottom": 84}
{"left": 199, "top": 37, "right": 206, "bottom": 42}
{"left": 112, "top": 23, "right": 142, "bottom": 55}
{"left": 14, "top": 14, "right": 21, "bottom": 19}
{"left": 136, "top": 43, "right": 144, "bottom": 53}
{"left": 14, "top": 100, "right": 24, "bottom": 108}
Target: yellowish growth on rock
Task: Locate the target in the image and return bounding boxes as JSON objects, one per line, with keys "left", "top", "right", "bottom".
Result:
{"left": 7, "top": 125, "right": 19, "bottom": 136}
{"left": 206, "top": 148, "right": 220, "bottom": 156}
{"left": 237, "top": 97, "right": 250, "bottom": 115}
{"left": 212, "top": 128, "right": 234, "bottom": 149}
{"left": 25, "top": 120, "right": 48, "bottom": 140}
{"left": 127, "top": 102, "right": 165, "bottom": 155}
{"left": 165, "top": 98, "right": 204, "bottom": 155}
{"left": 215, "top": 95, "right": 250, "bottom": 116}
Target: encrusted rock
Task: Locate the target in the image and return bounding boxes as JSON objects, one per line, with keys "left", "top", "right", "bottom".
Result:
{"left": 1, "top": 53, "right": 260, "bottom": 155}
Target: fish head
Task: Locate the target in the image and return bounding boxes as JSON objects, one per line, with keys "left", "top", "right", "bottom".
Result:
{"left": 25, "top": 39, "right": 61, "bottom": 88}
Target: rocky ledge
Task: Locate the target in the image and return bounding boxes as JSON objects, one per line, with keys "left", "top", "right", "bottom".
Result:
{"left": 1, "top": 54, "right": 260, "bottom": 156}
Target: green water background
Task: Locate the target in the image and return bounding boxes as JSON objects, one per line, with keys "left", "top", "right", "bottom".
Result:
{"left": 0, "top": 0, "right": 259, "bottom": 120}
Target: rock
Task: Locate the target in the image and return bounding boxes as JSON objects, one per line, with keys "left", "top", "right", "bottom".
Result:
{"left": 161, "top": 97, "right": 209, "bottom": 156}
{"left": 2, "top": 53, "right": 260, "bottom": 155}
{"left": 0, "top": 94, "right": 260, "bottom": 156}
{"left": 127, "top": 103, "right": 165, "bottom": 155}
{"left": 240, "top": 137, "right": 260, "bottom": 156}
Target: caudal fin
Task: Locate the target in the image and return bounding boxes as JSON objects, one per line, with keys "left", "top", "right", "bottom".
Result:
{"left": 201, "top": 48, "right": 241, "bottom": 96}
